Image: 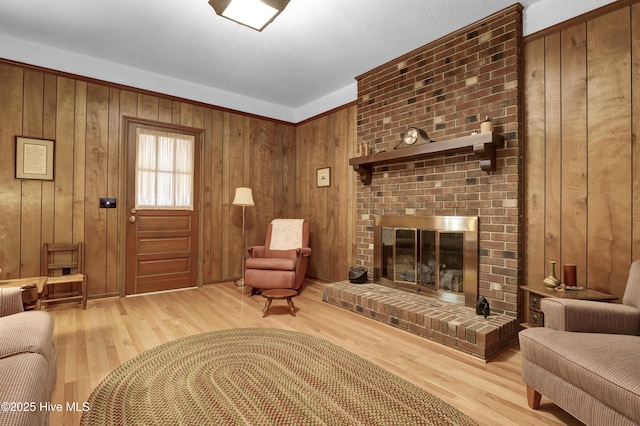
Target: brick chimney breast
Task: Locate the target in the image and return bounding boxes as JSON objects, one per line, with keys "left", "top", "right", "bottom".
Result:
{"left": 354, "top": 5, "right": 523, "bottom": 317}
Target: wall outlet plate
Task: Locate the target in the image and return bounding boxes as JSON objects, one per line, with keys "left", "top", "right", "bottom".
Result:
{"left": 99, "top": 198, "right": 116, "bottom": 208}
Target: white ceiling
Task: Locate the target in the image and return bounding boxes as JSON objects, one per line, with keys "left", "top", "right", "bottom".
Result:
{"left": 0, "top": 0, "right": 616, "bottom": 122}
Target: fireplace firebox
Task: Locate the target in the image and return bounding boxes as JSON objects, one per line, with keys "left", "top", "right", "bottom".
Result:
{"left": 373, "top": 215, "right": 478, "bottom": 307}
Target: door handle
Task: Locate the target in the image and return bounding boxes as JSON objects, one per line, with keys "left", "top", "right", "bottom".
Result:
{"left": 129, "top": 216, "right": 136, "bottom": 223}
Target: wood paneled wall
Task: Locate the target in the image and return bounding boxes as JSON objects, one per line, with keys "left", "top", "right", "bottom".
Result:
{"left": 0, "top": 60, "right": 357, "bottom": 296}
{"left": 524, "top": 1, "right": 640, "bottom": 300}
{"left": 296, "top": 106, "right": 358, "bottom": 281}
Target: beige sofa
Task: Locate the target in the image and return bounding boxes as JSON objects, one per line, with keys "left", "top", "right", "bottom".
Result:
{"left": 0, "top": 287, "right": 56, "bottom": 426}
{"left": 519, "top": 260, "right": 640, "bottom": 426}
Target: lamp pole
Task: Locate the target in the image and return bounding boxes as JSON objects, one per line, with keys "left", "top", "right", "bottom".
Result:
{"left": 239, "top": 204, "right": 247, "bottom": 286}
{"left": 232, "top": 187, "right": 254, "bottom": 287}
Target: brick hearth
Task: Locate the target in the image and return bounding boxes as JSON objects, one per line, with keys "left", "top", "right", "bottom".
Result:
{"left": 322, "top": 281, "right": 519, "bottom": 360}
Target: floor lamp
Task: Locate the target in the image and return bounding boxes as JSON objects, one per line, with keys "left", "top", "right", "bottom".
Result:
{"left": 232, "top": 187, "right": 254, "bottom": 286}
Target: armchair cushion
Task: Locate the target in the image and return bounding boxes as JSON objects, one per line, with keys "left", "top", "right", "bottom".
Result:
{"left": 265, "top": 219, "right": 307, "bottom": 260}
{"left": 541, "top": 298, "right": 640, "bottom": 335}
{"left": 269, "top": 219, "right": 305, "bottom": 250}
{"left": 246, "top": 258, "right": 297, "bottom": 271}
{"left": 520, "top": 327, "right": 640, "bottom": 424}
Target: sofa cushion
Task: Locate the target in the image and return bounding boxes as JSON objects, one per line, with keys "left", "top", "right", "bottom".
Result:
{"left": 520, "top": 327, "right": 640, "bottom": 423}
{"left": 0, "top": 352, "right": 50, "bottom": 426}
{"left": 0, "top": 311, "right": 55, "bottom": 363}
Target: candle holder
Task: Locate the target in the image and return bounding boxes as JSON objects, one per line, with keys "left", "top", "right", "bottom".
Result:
{"left": 563, "top": 264, "right": 577, "bottom": 287}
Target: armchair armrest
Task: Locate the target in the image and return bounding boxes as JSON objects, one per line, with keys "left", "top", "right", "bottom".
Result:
{"left": 297, "top": 248, "right": 312, "bottom": 257}
{"left": 248, "top": 246, "right": 266, "bottom": 258}
{"left": 541, "top": 298, "right": 640, "bottom": 335}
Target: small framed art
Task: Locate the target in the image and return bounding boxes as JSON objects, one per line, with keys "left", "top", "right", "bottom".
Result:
{"left": 316, "top": 167, "right": 330, "bottom": 188}
{"left": 15, "top": 136, "right": 55, "bottom": 180}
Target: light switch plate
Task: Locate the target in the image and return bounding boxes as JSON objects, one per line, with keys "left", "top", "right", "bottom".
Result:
{"left": 99, "top": 198, "right": 116, "bottom": 208}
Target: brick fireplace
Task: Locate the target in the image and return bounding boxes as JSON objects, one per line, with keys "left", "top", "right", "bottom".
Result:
{"left": 323, "top": 5, "right": 524, "bottom": 359}
{"left": 354, "top": 4, "right": 523, "bottom": 317}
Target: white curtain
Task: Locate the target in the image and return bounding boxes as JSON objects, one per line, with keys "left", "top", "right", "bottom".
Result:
{"left": 135, "top": 129, "right": 194, "bottom": 210}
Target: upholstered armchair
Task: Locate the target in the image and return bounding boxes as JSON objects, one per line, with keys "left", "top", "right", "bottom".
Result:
{"left": 245, "top": 219, "right": 311, "bottom": 294}
{"left": 519, "top": 260, "right": 640, "bottom": 425}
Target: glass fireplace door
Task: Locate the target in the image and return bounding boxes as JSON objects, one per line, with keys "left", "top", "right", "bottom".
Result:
{"left": 374, "top": 215, "right": 478, "bottom": 307}
{"left": 380, "top": 227, "right": 465, "bottom": 297}
{"left": 395, "top": 228, "right": 417, "bottom": 284}
{"left": 419, "top": 230, "right": 437, "bottom": 290}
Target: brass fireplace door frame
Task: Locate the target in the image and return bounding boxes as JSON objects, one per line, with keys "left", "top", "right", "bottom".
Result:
{"left": 373, "top": 215, "right": 478, "bottom": 307}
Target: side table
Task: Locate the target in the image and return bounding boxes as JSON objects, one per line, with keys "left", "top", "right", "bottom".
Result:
{"left": 521, "top": 283, "right": 617, "bottom": 327}
{"left": 261, "top": 289, "right": 297, "bottom": 317}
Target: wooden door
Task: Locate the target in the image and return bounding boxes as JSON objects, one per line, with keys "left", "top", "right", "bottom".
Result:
{"left": 125, "top": 119, "right": 201, "bottom": 295}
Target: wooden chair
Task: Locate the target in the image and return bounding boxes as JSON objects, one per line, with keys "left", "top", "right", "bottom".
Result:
{"left": 41, "top": 242, "right": 87, "bottom": 309}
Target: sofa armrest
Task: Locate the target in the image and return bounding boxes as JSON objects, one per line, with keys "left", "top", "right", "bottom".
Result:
{"left": 0, "top": 287, "right": 25, "bottom": 317}
{"left": 248, "top": 246, "right": 266, "bottom": 258}
{"left": 541, "top": 298, "right": 640, "bottom": 335}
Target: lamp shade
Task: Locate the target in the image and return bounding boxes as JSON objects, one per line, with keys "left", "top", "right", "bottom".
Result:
{"left": 232, "top": 187, "right": 254, "bottom": 206}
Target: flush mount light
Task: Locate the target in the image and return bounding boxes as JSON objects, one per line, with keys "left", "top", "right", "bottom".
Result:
{"left": 209, "top": 0, "right": 290, "bottom": 31}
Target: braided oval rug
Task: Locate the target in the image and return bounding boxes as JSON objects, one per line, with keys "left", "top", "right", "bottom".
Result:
{"left": 81, "top": 328, "right": 477, "bottom": 426}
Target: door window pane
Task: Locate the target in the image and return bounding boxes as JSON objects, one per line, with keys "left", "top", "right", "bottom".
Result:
{"left": 135, "top": 129, "right": 194, "bottom": 210}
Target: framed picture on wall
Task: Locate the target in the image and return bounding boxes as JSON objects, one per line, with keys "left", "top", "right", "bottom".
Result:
{"left": 316, "top": 167, "right": 330, "bottom": 188}
{"left": 15, "top": 136, "right": 55, "bottom": 180}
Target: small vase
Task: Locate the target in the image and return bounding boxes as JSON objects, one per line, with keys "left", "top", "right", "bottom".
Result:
{"left": 480, "top": 119, "right": 494, "bottom": 133}
{"left": 543, "top": 261, "right": 561, "bottom": 289}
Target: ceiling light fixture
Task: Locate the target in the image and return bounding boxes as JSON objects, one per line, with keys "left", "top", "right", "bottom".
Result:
{"left": 209, "top": 0, "right": 290, "bottom": 32}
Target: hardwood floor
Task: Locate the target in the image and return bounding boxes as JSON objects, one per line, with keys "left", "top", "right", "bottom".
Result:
{"left": 47, "top": 279, "right": 582, "bottom": 425}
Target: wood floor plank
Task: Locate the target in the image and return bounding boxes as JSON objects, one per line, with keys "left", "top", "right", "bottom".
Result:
{"left": 47, "top": 279, "right": 582, "bottom": 425}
